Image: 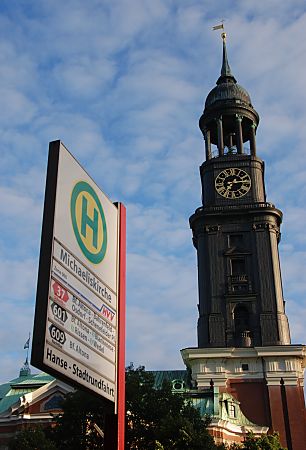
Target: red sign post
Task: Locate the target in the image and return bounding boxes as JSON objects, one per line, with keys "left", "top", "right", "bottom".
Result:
{"left": 105, "top": 203, "right": 126, "bottom": 450}
{"left": 117, "top": 203, "right": 126, "bottom": 450}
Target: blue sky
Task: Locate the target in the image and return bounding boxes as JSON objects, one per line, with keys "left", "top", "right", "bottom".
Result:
{"left": 1, "top": 0, "right": 306, "bottom": 382}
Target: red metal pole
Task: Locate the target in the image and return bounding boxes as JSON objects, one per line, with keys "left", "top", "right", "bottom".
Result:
{"left": 117, "top": 203, "right": 126, "bottom": 450}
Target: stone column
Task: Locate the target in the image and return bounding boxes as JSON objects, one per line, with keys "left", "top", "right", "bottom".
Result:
{"left": 228, "top": 133, "right": 233, "bottom": 149}
{"left": 250, "top": 123, "right": 257, "bottom": 156}
{"left": 217, "top": 117, "right": 224, "bottom": 156}
{"left": 235, "top": 115, "right": 243, "bottom": 154}
{"left": 205, "top": 129, "right": 212, "bottom": 160}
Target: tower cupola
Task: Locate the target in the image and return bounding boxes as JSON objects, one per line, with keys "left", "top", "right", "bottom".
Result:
{"left": 199, "top": 33, "right": 259, "bottom": 159}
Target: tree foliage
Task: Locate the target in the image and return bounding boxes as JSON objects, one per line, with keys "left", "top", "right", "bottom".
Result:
{"left": 50, "top": 389, "right": 112, "bottom": 450}
{"left": 230, "top": 432, "right": 286, "bottom": 450}
{"left": 8, "top": 366, "right": 286, "bottom": 450}
{"left": 8, "top": 426, "right": 57, "bottom": 450}
{"left": 125, "top": 364, "right": 218, "bottom": 449}
{"left": 125, "top": 366, "right": 286, "bottom": 450}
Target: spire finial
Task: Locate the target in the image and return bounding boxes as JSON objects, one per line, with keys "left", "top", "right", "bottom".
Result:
{"left": 23, "top": 332, "right": 30, "bottom": 362}
{"left": 20, "top": 333, "right": 31, "bottom": 377}
{"left": 212, "top": 21, "right": 226, "bottom": 45}
{"left": 212, "top": 23, "right": 236, "bottom": 85}
{"left": 221, "top": 32, "right": 232, "bottom": 78}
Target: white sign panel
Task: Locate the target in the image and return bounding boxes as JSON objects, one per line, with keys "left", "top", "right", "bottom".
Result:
{"left": 35, "top": 142, "right": 119, "bottom": 403}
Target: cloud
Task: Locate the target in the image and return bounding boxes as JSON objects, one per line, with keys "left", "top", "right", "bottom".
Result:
{"left": 126, "top": 203, "right": 191, "bottom": 255}
{"left": 0, "top": 0, "right": 306, "bottom": 384}
{"left": 127, "top": 251, "right": 197, "bottom": 310}
{"left": 0, "top": 258, "right": 37, "bottom": 301}
{"left": 0, "top": 259, "right": 37, "bottom": 384}
{"left": 126, "top": 305, "right": 196, "bottom": 370}
{"left": 0, "top": 184, "right": 43, "bottom": 258}
{"left": 0, "top": 88, "right": 36, "bottom": 125}
{"left": 281, "top": 251, "right": 306, "bottom": 296}
{"left": 0, "top": 353, "right": 29, "bottom": 384}
{"left": 286, "top": 300, "right": 306, "bottom": 345}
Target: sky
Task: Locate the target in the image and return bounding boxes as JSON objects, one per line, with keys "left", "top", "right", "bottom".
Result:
{"left": 1, "top": 0, "right": 306, "bottom": 383}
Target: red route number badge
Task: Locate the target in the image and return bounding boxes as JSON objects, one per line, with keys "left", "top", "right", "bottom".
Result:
{"left": 52, "top": 281, "right": 69, "bottom": 303}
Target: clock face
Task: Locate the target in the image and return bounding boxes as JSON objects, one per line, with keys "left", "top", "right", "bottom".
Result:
{"left": 215, "top": 168, "right": 251, "bottom": 199}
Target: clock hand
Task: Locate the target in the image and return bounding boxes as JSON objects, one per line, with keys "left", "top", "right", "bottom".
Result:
{"left": 231, "top": 178, "right": 250, "bottom": 184}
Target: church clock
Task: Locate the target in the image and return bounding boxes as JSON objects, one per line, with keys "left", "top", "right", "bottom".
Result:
{"left": 215, "top": 168, "right": 251, "bottom": 199}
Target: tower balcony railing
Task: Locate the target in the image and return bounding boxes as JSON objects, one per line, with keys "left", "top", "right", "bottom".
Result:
{"left": 210, "top": 145, "right": 251, "bottom": 158}
{"left": 227, "top": 274, "right": 252, "bottom": 294}
{"left": 195, "top": 201, "right": 276, "bottom": 215}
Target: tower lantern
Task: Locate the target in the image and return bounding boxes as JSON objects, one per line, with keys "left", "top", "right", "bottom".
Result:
{"left": 199, "top": 33, "right": 259, "bottom": 159}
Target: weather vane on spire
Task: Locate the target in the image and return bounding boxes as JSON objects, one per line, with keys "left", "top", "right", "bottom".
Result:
{"left": 212, "top": 20, "right": 226, "bottom": 41}
{"left": 23, "top": 332, "right": 31, "bottom": 365}
{"left": 19, "top": 333, "right": 31, "bottom": 376}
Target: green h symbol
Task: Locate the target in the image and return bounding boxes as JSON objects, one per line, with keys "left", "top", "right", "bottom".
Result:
{"left": 81, "top": 195, "right": 98, "bottom": 249}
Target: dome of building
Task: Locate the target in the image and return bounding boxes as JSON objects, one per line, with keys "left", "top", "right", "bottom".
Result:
{"left": 199, "top": 33, "right": 259, "bottom": 148}
{"left": 199, "top": 33, "right": 259, "bottom": 155}
{"left": 203, "top": 35, "right": 253, "bottom": 111}
{"left": 205, "top": 81, "right": 252, "bottom": 109}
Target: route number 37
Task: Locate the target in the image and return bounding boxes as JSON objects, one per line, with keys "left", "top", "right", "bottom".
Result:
{"left": 52, "top": 281, "right": 69, "bottom": 303}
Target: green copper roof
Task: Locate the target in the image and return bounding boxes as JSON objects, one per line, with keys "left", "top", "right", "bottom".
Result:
{"left": 149, "top": 370, "right": 188, "bottom": 389}
{"left": 0, "top": 394, "right": 23, "bottom": 414}
{"left": 0, "top": 371, "right": 55, "bottom": 415}
{"left": 10, "top": 373, "right": 54, "bottom": 387}
{"left": 149, "top": 370, "right": 215, "bottom": 417}
{"left": 218, "top": 392, "right": 258, "bottom": 427}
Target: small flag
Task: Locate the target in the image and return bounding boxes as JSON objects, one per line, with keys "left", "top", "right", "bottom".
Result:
{"left": 212, "top": 24, "right": 224, "bottom": 31}
{"left": 24, "top": 337, "right": 30, "bottom": 349}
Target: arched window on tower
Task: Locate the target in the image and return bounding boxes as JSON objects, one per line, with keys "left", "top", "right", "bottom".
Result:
{"left": 231, "top": 258, "right": 246, "bottom": 276}
{"left": 234, "top": 304, "right": 252, "bottom": 347}
{"left": 228, "top": 257, "right": 250, "bottom": 293}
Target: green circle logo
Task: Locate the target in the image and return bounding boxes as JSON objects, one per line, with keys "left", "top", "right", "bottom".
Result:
{"left": 70, "top": 181, "right": 107, "bottom": 264}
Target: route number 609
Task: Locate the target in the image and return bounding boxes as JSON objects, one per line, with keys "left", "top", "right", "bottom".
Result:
{"left": 49, "top": 324, "right": 66, "bottom": 345}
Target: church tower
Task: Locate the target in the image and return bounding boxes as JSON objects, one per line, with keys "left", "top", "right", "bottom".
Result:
{"left": 181, "top": 33, "right": 306, "bottom": 449}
